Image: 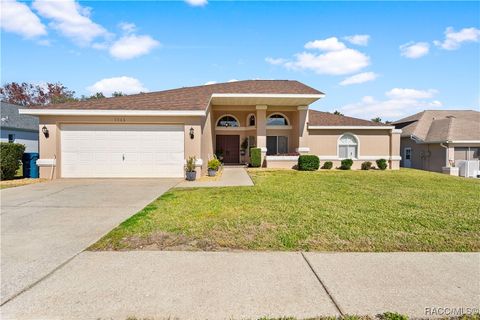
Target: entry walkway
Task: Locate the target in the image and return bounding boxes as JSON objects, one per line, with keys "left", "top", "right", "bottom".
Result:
{"left": 176, "top": 167, "right": 254, "bottom": 188}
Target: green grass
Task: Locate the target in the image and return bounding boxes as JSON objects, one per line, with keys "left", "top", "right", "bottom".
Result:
{"left": 90, "top": 169, "right": 480, "bottom": 252}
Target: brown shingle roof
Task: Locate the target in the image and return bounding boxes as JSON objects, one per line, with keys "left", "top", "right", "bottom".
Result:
{"left": 308, "top": 109, "right": 386, "bottom": 126}
{"left": 29, "top": 80, "right": 322, "bottom": 111}
{"left": 392, "top": 110, "right": 480, "bottom": 142}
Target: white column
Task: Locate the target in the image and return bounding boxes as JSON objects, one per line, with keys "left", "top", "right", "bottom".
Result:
{"left": 256, "top": 105, "right": 268, "bottom": 165}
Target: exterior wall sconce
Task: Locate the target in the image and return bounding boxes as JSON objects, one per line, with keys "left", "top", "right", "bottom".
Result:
{"left": 189, "top": 127, "right": 194, "bottom": 139}
{"left": 42, "top": 125, "right": 49, "bottom": 138}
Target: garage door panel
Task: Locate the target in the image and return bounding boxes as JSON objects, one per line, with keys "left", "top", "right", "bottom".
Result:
{"left": 61, "top": 124, "right": 185, "bottom": 178}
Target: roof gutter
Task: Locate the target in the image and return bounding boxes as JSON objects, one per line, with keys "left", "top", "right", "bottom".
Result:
{"left": 18, "top": 109, "right": 207, "bottom": 117}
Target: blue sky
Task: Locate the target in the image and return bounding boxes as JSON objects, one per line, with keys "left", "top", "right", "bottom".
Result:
{"left": 1, "top": 0, "right": 479, "bottom": 121}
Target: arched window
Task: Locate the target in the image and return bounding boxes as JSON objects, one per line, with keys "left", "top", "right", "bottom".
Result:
{"left": 217, "top": 115, "right": 239, "bottom": 127}
{"left": 247, "top": 114, "right": 256, "bottom": 127}
{"left": 338, "top": 134, "right": 358, "bottom": 159}
{"left": 267, "top": 113, "right": 289, "bottom": 126}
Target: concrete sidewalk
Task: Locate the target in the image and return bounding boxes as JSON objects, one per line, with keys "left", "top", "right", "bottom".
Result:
{"left": 176, "top": 167, "right": 254, "bottom": 188}
{"left": 1, "top": 251, "right": 478, "bottom": 320}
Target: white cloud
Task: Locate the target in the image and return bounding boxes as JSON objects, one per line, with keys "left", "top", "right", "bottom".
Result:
{"left": 265, "top": 57, "right": 287, "bottom": 65}
{"left": 109, "top": 34, "right": 160, "bottom": 60}
{"left": 434, "top": 27, "right": 480, "bottom": 50}
{"left": 0, "top": 0, "right": 47, "bottom": 38}
{"left": 339, "top": 72, "right": 378, "bottom": 86}
{"left": 86, "top": 76, "right": 148, "bottom": 96}
{"left": 32, "top": 0, "right": 107, "bottom": 45}
{"left": 228, "top": 79, "right": 239, "bottom": 82}
{"left": 185, "top": 0, "right": 208, "bottom": 6}
{"left": 305, "top": 37, "right": 346, "bottom": 51}
{"left": 344, "top": 34, "right": 370, "bottom": 46}
{"left": 285, "top": 48, "right": 370, "bottom": 75}
{"left": 386, "top": 88, "right": 438, "bottom": 99}
{"left": 118, "top": 22, "right": 136, "bottom": 34}
{"left": 267, "top": 37, "right": 370, "bottom": 75}
{"left": 339, "top": 88, "right": 442, "bottom": 120}
{"left": 400, "top": 42, "right": 430, "bottom": 59}
{"left": 204, "top": 81, "right": 217, "bottom": 85}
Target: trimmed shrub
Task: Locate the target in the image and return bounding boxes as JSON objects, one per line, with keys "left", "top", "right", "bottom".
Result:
{"left": 321, "top": 161, "right": 333, "bottom": 169}
{"left": 361, "top": 161, "right": 372, "bottom": 170}
{"left": 250, "top": 148, "right": 261, "bottom": 167}
{"left": 376, "top": 158, "right": 388, "bottom": 170}
{"left": 340, "top": 158, "right": 353, "bottom": 170}
{"left": 298, "top": 155, "right": 320, "bottom": 171}
{"left": 1, "top": 142, "right": 25, "bottom": 180}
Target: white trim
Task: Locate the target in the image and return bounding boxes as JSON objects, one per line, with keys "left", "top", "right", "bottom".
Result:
{"left": 266, "top": 125, "right": 292, "bottom": 130}
{"left": 37, "top": 159, "right": 56, "bottom": 166}
{"left": 391, "top": 129, "right": 402, "bottom": 134}
{"left": 296, "top": 147, "right": 310, "bottom": 153}
{"left": 19, "top": 109, "right": 206, "bottom": 116}
{"left": 309, "top": 125, "right": 395, "bottom": 130}
{"left": 266, "top": 155, "right": 299, "bottom": 161}
{"left": 358, "top": 156, "right": 401, "bottom": 161}
{"left": 259, "top": 147, "right": 268, "bottom": 153}
{"left": 256, "top": 105, "right": 268, "bottom": 110}
{"left": 318, "top": 156, "right": 400, "bottom": 161}
{"left": 450, "top": 140, "right": 480, "bottom": 144}
{"left": 318, "top": 155, "right": 340, "bottom": 160}
{"left": 297, "top": 105, "right": 308, "bottom": 111}
{"left": 212, "top": 93, "right": 325, "bottom": 99}
{"left": 215, "top": 126, "right": 252, "bottom": 132}
{"left": 215, "top": 114, "right": 240, "bottom": 128}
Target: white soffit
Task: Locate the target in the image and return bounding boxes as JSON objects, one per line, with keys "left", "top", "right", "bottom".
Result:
{"left": 210, "top": 93, "right": 324, "bottom": 106}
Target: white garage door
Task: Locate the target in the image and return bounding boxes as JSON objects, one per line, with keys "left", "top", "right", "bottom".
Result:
{"left": 61, "top": 124, "right": 184, "bottom": 178}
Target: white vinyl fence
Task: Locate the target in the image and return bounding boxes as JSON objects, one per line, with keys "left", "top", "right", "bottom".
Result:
{"left": 455, "top": 160, "right": 480, "bottom": 178}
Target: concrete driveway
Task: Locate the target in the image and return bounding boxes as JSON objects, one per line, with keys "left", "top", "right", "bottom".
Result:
{"left": 0, "top": 178, "right": 179, "bottom": 305}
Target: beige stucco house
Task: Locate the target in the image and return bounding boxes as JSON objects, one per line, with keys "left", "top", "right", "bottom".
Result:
{"left": 392, "top": 110, "right": 480, "bottom": 173}
{"left": 20, "top": 80, "right": 401, "bottom": 179}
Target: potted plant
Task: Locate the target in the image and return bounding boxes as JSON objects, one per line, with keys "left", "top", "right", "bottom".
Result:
{"left": 185, "top": 156, "right": 197, "bottom": 181}
{"left": 208, "top": 157, "right": 221, "bottom": 176}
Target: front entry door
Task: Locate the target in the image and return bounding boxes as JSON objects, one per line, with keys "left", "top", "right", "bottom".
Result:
{"left": 216, "top": 135, "right": 240, "bottom": 163}
{"left": 404, "top": 147, "right": 412, "bottom": 168}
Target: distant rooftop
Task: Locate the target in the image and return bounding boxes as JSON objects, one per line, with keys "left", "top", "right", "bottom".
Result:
{"left": 1, "top": 102, "right": 38, "bottom": 131}
{"left": 392, "top": 110, "right": 480, "bottom": 142}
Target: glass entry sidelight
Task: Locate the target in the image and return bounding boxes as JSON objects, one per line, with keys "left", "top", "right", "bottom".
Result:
{"left": 266, "top": 136, "right": 288, "bottom": 155}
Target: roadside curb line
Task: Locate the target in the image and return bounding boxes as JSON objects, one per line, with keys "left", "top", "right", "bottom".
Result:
{"left": 301, "top": 252, "right": 345, "bottom": 316}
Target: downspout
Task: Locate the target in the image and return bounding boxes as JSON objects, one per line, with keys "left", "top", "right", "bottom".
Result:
{"left": 50, "top": 154, "right": 56, "bottom": 180}
{"left": 440, "top": 143, "right": 449, "bottom": 167}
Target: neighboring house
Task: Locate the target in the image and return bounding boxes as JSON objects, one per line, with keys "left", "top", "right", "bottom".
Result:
{"left": 0, "top": 102, "right": 39, "bottom": 152}
{"left": 392, "top": 110, "right": 480, "bottom": 172}
{"left": 20, "top": 80, "right": 401, "bottom": 179}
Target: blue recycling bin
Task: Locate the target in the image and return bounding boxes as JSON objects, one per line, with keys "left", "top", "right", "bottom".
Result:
{"left": 22, "top": 153, "right": 39, "bottom": 178}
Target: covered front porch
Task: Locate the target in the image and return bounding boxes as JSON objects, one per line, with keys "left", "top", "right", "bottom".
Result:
{"left": 211, "top": 105, "right": 309, "bottom": 167}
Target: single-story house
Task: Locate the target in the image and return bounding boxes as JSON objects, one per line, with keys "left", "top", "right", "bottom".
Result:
{"left": 1, "top": 102, "right": 39, "bottom": 152}
{"left": 392, "top": 110, "right": 480, "bottom": 172}
{"left": 20, "top": 80, "right": 401, "bottom": 179}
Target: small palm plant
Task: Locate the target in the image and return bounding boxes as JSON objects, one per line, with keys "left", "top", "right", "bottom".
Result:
{"left": 185, "top": 156, "right": 197, "bottom": 181}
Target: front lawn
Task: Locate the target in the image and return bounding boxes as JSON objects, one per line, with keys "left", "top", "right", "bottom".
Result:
{"left": 91, "top": 169, "right": 480, "bottom": 252}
